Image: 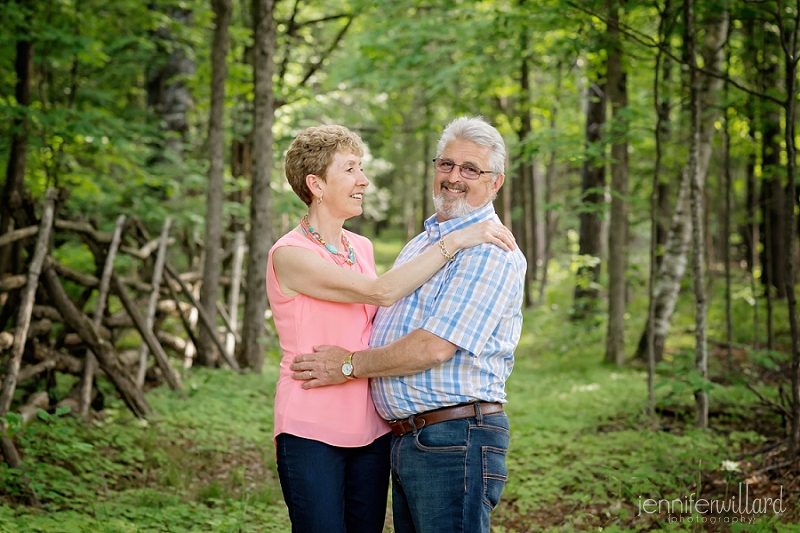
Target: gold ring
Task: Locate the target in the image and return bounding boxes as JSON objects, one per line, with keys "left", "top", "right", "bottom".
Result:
{"left": 307, "top": 371, "right": 312, "bottom": 379}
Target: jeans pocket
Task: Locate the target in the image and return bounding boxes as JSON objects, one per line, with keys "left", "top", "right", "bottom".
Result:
{"left": 413, "top": 420, "right": 468, "bottom": 453}
{"left": 482, "top": 445, "right": 507, "bottom": 509}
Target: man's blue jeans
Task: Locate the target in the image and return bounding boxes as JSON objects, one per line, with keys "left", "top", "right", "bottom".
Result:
{"left": 276, "top": 432, "right": 391, "bottom": 533}
{"left": 390, "top": 409, "right": 510, "bottom": 533}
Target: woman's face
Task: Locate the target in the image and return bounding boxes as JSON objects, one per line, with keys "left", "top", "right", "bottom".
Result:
{"left": 319, "top": 151, "right": 369, "bottom": 219}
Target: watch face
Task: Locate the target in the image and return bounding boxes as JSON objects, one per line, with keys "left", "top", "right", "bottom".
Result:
{"left": 342, "top": 362, "right": 354, "bottom": 376}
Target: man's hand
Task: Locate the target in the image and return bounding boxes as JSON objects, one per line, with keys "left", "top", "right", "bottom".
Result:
{"left": 291, "top": 345, "right": 351, "bottom": 389}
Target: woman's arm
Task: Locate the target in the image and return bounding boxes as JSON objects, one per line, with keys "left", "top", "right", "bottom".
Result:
{"left": 272, "top": 221, "right": 515, "bottom": 306}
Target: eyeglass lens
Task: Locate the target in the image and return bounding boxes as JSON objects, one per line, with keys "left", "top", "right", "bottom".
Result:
{"left": 434, "top": 159, "right": 481, "bottom": 179}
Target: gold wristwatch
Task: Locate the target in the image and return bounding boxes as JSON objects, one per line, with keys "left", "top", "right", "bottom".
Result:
{"left": 341, "top": 352, "right": 356, "bottom": 380}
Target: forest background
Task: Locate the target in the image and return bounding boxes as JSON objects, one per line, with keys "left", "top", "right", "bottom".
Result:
{"left": 1, "top": 0, "right": 800, "bottom": 531}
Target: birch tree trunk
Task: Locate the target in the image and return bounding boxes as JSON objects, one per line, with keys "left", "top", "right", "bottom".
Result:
{"left": 197, "top": 0, "right": 231, "bottom": 366}
{"left": 240, "top": 0, "right": 276, "bottom": 373}
{"left": 634, "top": 12, "right": 729, "bottom": 361}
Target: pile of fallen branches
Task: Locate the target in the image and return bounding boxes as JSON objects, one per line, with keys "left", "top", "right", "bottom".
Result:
{"left": 0, "top": 189, "right": 250, "bottom": 479}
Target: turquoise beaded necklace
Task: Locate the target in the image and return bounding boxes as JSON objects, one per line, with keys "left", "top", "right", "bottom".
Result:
{"left": 300, "top": 215, "right": 356, "bottom": 266}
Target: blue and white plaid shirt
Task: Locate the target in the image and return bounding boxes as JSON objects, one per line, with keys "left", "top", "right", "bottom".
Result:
{"left": 370, "top": 203, "right": 527, "bottom": 421}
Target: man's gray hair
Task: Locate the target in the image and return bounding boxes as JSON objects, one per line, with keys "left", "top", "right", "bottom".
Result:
{"left": 436, "top": 116, "right": 506, "bottom": 177}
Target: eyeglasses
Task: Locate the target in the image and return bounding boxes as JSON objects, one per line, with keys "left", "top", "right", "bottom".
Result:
{"left": 432, "top": 158, "right": 494, "bottom": 180}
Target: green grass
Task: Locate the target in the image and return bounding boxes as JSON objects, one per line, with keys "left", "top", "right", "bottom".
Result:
{"left": 0, "top": 365, "right": 290, "bottom": 532}
{"left": 1, "top": 257, "right": 798, "bottom": 532}
{"left": 492, "top": 269, "right": 798, "bottom": 532}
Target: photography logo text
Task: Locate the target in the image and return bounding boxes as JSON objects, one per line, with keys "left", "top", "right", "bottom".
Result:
{"left": 637, "top": 484, "right": 785, "bottom": 525}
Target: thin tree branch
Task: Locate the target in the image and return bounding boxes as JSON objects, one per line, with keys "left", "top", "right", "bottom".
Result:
{"left": 566, "top": 1, "right": 785, "bottom": 105}
{"left": 275, "top": 0, "right": 301, "bottom": 89}
{"left": 746, "top": 382, "right": 793, "bottom": 418}
{"left": 299, "top": 15, "right": 353, "bottom": 87}
{"left": 282, "top": 12, "right": 350, "bottom": 28}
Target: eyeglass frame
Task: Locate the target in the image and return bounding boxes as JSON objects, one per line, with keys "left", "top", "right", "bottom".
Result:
{"left": 432, "top": 158, "right": 495, "bottom": 180}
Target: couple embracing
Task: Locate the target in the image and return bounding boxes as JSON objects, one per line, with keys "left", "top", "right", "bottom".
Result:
{"left": 266, "top": 116, "right": 527, "bottom": 533}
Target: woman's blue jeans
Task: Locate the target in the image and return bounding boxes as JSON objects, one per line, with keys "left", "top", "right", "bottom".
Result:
{"left": 276, "top": 432, "right": 390, "bottom": 533}
{"left": 390, "top": 411, "right": 510, "bottom": 533}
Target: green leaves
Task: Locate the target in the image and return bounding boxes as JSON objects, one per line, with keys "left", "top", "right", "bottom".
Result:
{"left": 0, "top": 412, "right": 23, "bottom": 439}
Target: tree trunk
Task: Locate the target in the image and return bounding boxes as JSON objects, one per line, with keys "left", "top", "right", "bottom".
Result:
{"left": 648, "top": 0, "right": 671, "bottom": 415}
{"left": 518, "top": 157, "right": 534, "bottom": 301}
{"left": 573, "top": 79, "right": 606, "bottom": 317}
{"left": 539, "top": 69, "right": 562, "bottom": 304}
{"left": 0, "top": 36, "right": 34, "bottom": 278}
{"left": 226, "top": 231, "right": 245, "bottom": 360}
{"left": 765, "top": 192, "right": 776, "bottom": 351}
{"left": 723, "top": 76, "right": 733, "bottom": 372}
{"left": 655, "top": 13, "right": 673, "bottom": 267}
{"left": 761, "top": 40, "right": 787, "bottom": 301}
{"left": 778, "top": 1, "right": 800, "bottom": 459}
{"left": 634, "top": 12, "right": 728, "bottom": 361}
{"left": 605, "top": 0, "right": 628, "bottom": 366}
{"left": 146, "top": 7, "right": 195, "bottom": 163}
{"left": 745, "top": 91, "right": 760, "bottom": 350}
{"left": 517, "top": 156, "right": 537, "bottom": 308}
{"left": 518, "top": 3, "right": 536, "bottom": 306}
{"left": 241, "top": 0, "right": 276, "bottom": 373}
{"left": 684, "top": 0, "right": 708, "bottom": 429}
{"left": 198, "top": 0, "right": 232, "bottom": 367}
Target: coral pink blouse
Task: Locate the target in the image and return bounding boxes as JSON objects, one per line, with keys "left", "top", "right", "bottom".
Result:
{"left": 266, "top": 229, "right": 389, "bottom": 447}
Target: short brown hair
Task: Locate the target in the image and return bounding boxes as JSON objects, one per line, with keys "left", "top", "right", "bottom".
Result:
{"left": 284, "top": 125, "right": 365, "bottom": 205}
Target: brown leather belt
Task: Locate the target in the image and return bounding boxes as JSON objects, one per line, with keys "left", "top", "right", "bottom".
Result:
{"left": 387, "top": 402, "right": 504, "bottom": 437}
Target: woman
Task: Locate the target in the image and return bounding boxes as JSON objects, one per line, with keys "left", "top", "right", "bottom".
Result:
{"left": 266, "top": 125, "right": 515, "bottom": 533}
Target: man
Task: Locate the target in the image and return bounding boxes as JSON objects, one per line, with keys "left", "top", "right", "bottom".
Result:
{"left": 291, "top": 116, "right": 526, "bottom": 533}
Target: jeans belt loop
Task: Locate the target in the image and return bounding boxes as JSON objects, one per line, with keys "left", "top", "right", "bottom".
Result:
{"left": 410, "top": 415, "right": 426, "bottom": 434}
{"left": 475, "top": 401, "right": 483, "bottom": 424}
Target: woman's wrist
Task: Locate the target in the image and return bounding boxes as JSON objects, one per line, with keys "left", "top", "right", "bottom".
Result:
{"left": 444, "top": 233, "right": 462, "bottom": 253}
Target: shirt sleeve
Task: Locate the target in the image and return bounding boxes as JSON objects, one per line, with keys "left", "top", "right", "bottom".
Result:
{"left": 419, "top": 245, "right": 524, "bottom": 356}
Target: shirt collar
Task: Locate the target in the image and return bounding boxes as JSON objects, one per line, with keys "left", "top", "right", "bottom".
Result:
{"left": 424, "top": 202, "right": 498, "bottom": 241}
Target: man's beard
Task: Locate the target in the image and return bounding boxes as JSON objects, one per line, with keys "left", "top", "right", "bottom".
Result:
{"left": 433, "top": 182, "right": 481, "bottom": 219}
